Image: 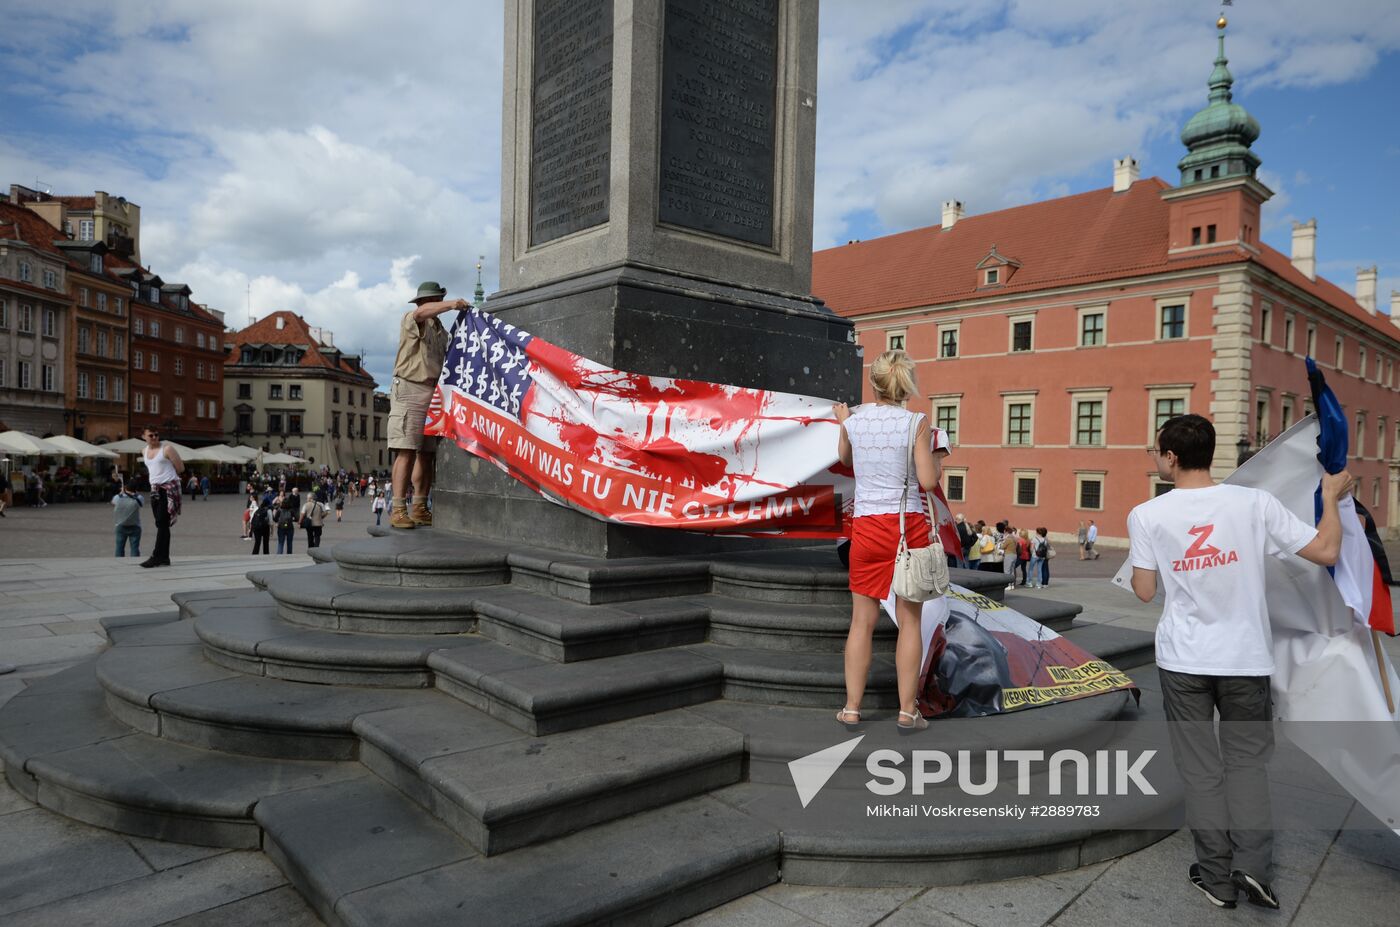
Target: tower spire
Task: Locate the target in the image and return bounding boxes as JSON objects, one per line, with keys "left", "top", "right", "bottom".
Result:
{"left": 1176, "top": 11, "right": 1260, "bottom": 186}
{"left": 473, "top": 255, "right": 485, "bottom": 307}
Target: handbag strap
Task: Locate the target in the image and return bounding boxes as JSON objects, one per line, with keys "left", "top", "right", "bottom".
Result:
{"left": 897, "top": 412, "right": 921, "bottom": 549}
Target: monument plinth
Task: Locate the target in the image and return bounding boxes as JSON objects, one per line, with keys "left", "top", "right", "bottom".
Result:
{"left": 438, "top": 0, "right": 862, "bottom": 557}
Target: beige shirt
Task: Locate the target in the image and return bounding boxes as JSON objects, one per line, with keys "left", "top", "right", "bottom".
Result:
{"left": 393, "top": 310, "right": 450, "bottom": 383}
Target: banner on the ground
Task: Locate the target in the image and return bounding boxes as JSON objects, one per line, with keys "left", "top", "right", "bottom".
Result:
{"left": 883, "top": 586, "right": 1139, "bottom": 718}
{"left": 426, "top": 307, "right": 960, "bottom": 550}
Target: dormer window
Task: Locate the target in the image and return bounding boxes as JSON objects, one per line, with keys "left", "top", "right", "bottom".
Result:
{"left": 985, "top": 268, "right": 999, "bottom": 286}
{"left": 89, "top": 253, "right": 102, "bottom": 273}
{"left": 148, "top": 285, "right": 159, "bottom": 302}
{"left": 976, "top": 244, "right": 1021, "bottom": 289}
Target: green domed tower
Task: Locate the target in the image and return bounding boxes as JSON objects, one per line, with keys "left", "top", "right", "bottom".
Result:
{"left": 1178, "top": 15, "right": 1261, "bottom": 186}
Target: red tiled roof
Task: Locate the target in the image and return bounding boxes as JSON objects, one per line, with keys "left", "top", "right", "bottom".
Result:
{"left": 812, "top": 178, "right": 1399, "bottom": 345}
{"left": 0, "top": 201, "right": 69, "bottom": 258}
{"left": 226, "top": 310, "right": 376, "bottom": 386}
{"left": 54, "top": 196, "right": 95, "bottom": 210}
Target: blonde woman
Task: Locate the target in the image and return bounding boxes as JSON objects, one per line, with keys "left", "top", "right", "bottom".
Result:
{"left": 834, "top": 350, "right": 942, "bottom": 734}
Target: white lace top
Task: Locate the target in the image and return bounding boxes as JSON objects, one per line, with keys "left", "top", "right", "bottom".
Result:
{"left": 845, "top": 403, "right": 925, "bottom": 518}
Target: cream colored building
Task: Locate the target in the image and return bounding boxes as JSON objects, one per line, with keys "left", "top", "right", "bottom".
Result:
{"left": 223, "top": 311, "right": 382, "bottom": 472}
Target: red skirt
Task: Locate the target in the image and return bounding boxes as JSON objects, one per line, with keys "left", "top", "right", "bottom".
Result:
{"left": 848, "top": 512, "right": 931, "bottom": 599}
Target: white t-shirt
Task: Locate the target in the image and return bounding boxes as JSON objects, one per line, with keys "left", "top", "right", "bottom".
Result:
{"left": 845, "top": 404, "right": 924, "bottom": 518}
{"left": 1128, "top": 484, "right": 1317, "bottom": 676}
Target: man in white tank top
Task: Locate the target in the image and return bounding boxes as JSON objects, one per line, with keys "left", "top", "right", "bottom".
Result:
{"left": 139, "top": 426, "right": 185, "bottom": 568}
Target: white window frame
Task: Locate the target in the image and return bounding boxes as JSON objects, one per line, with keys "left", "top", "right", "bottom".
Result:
{"left": 79, "top": 219, "right": 94, "bottom": 241}
{"left": 151, "top": 394, "right": 160, "bottom": 414}
{"left": 114, "top": 376, "right": 124, "bottom": 400}
{"left": 79, "top": 287, "right": 89, "bottom": 307}
{"left": 931, "top": 393, "right": 961, "bottom": 447}
{"left": 1008, "top": 313, "right": 1035, "bottom": 353}
{"left": 208, "top": 400, "right": 217, "bottom": 419}
{"left": 150, "top": 320, "right": 160, "bottom": 338}
{"left": 18, "top": 361, "right": 31, "bottom": 390}
{"left": 196, "top": 398, "right": 205, "bottom": 418}
{"left": 984, "top": 267, "right": 1000, "bottom": 286}
{"left": 1077, "top": 304, "right": 1107, "bottom": 347}
{"left": 19, "top": 304, "right": 33, "bottom": 333}
{"left": 1259, "top": 302, "right": 1272, "bottom": 345}
{"left": 1359, "top": 346, "right": 1367, "bottom": 379}
{"left": 42, "top": 308, "right": 56, "bottom": 337}
{"left": 175, "top": 326, "right": 184, "bottom": 344}
{"left": 18, "top": 261, "right": 31, "bottom": 282}
{"left": 77, "top": 371, "right": 89, "bottom": 398}
{"left": 95, "top": 374, "right": 107, "bottom": 400}
{"left": 1075, "top": 471, "right": 1107, "bottom": 512}
{"left": 133, "top": 392, "right": 143, "bottom": 413}
{"left": 1283, "top": 312, "right": 1295, "bottom": 354}
{"left": 1156, "top": 297, "right": 1189, "bottom": 341}
{"left": 42, "top": 269, "right": 57, "bottom": 289}
{"left": 1334, "top": 336, "right": 1344, "bottom": 370}
{"left": 1255, "top": 389, "right": 1272, "bottom": 446}
{"left": 1002, "top": 392, "right": 1036, "bottom": 446}
{"left": 133, "top": 350, "right": 143, "bottom": 370}
{"left": 1147, "top": 385, "right": 1192, "bottom": 440}
{"left": 937, "top": 323, "right": 960, "bottom": 359}
{"left": 1012, "top": 470, "right": 1040, "bottom": 508}
{"left": 174, "top": 357, "right": 184, "bottom": 376}
{"left": 174, "top": 396, "right": 184, "bottom": 416}
{"left": 943, "top": 467, "right": 968, "bottom": 503}
{"left": 97, "top": 329, "right": 107, "bottom": 357}
{"left": 150, "top": 352, "right": 159, "bottom": 372}
{"left": 1070, "top": 389, "right": 1110, "bottom": 447}
{"left": 1306, "top": 322, "right": 1317, "bottom": 357}
{"left": 41, "top": 363, "right": 55, "bottom": 392}
{"left": 1280, "top": 395, "right": 1295, "bottom": 433}
{"left": 97, "top": 292, "right": 107, "bottom": 312}
{"left": 884, "top": 329, "right": 906, "bottom": 352}
{"left": 1355, "top": 411, "right": 1366, "bottom": 458}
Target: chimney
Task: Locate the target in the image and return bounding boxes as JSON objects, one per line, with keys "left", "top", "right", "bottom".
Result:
{"left": 1113, "top": 157, "right": 1140, "bottom": 193}
{"left": 1291, "top": 219, "right": 1317, "bottom": 280}
{"left": 275, "top": 316, "right": 285, "bottom": 330}
{"left": 941, "top": 200, "right": 965, "bottom": 230}
{"left": 1355, "top": 266, "right": 1378, "bottom": 314}
{"left": 1392, "top": 291, "right": 1400, "bottom": 333}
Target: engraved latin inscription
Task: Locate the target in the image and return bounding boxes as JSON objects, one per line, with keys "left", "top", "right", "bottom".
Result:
{"left": 530, "top": 0, "right": 613, "bottom": 245}
{"left": 658, "top": 0, "right": 779, "bottom": 246}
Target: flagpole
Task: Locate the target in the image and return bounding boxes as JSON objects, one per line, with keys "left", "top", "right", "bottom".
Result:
{"left": 1372, "top": 630, "right": 1395, "bottom": 715}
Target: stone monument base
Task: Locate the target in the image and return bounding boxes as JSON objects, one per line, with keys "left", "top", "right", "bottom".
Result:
{"left": 436, "top": 264, "right": 862, "bottom": 558}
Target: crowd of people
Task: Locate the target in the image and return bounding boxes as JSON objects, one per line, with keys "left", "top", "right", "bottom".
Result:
{"left": 240, "top": 470, "right": 389, "bottom": 555}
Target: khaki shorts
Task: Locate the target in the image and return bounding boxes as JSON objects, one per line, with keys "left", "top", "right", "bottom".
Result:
{"left": 388, "top": 378, "right": 439, "bottom": 452}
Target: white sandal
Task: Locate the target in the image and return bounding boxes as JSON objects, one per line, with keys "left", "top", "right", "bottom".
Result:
{"left": 836, "top": 707, "right": 862, "bottom": 731}
{"left": 896, "top": 710, "right": 928, "bottom": 735}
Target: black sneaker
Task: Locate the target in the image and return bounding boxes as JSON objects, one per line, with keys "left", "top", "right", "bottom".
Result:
{"left": 1189, "top": 864, "right": 1237, "bottom": 908}
{"left": 1231, "top": 869, "right": 1280, "bottom": 909}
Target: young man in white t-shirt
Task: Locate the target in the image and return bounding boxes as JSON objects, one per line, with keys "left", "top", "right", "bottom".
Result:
{"left": 1128, "top": 414, "right": 1352, "bottom": 911}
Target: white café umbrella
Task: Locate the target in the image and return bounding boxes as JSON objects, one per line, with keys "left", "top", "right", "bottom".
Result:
{"left": 101, "top": 438, "right": 150, "bottom": 454}
{"left": 0, "top": 431, "right": 65, "bottom": 456}
{"left": 181, "top": 444, "right": 240, "bottom": 463}
{"left": 226, "top": 445, "right": 262, "bottom": 462}
{"left": 43, "top": 435, "right": 120, "bottom": 458}
{"left": 261, "top": 452, "right": 306, "bottom": 465}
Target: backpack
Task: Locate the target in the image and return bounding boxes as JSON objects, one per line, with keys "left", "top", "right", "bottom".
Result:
{"left": 251, "top": 505, "right": 270, "bottom": 531}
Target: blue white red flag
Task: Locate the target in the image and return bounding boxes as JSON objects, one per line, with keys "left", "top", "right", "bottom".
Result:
{"left": 425, "top": 307, "right": 962, "bottom": 552}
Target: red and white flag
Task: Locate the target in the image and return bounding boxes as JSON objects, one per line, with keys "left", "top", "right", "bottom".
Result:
{"left": 426, "top": 307, "right": 961, "bottom": 552}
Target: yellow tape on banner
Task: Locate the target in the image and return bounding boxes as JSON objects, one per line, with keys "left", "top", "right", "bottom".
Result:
{"left": 949, "top": 590, "right": 1006, "bottom": 611}
{"left": 1000, "top": 671, "right": 1136, "bottom": 710}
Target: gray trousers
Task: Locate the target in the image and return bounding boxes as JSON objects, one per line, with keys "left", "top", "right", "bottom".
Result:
{"left": 1159, "top": 669, "right": 1275, "bottom": 896}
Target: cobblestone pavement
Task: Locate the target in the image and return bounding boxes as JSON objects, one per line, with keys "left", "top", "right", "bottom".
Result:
{"left": 1, "top": 510, "right": 1397, "bottom": 925}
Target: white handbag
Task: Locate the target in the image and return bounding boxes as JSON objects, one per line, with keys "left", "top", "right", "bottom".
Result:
{"left": 891, "top": 413, "right": 950, "bottom": 602}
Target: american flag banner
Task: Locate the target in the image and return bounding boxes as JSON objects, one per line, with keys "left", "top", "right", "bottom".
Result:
{"left": 426, "top": 307, "right": 961, "bottom": 550}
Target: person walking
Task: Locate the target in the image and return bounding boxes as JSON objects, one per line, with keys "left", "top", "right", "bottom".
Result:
{"left": 1077, "top": 520, "right": 1088, "bottom": 559}
{"left": 1085, "top": 519, "right": 1100, "bottom": 560}
{"left": 334, "top": 485, "right": 346, "bottom": 523}
{"left": 242, "top": 490, "right": 256, "bottom": 539}
{"left": 389, "top": 281, "right": 464, "bottom": 529}
{"left": 200, "top": 474, "right": 210, "bottom": 501}
{"left": 139, "top": 427, "right": 184, "bottom": 568}
{"left": 1129, "top": 414, "right": 1350, "bottom": 911}
{"left": 372, "top": 490, "right": 386, "bottom": 526}
{"left": 300, "top": 493, "right": 328, "bottom": 549}
{"left": 250, "top": 495, "right": 272, "bottom": 555}
{"left": 833, "top": 350, "right": 943, "bottom": 735}
{"left": 186, "top": 474, "right": 199, "bottom": 500}
{"left": 112, "top": 480, "right": 143, "bottom": 558}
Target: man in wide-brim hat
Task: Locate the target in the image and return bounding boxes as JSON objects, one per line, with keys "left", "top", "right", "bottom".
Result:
{"left": 388, "top": 280, "right": 468, "bottom": 529}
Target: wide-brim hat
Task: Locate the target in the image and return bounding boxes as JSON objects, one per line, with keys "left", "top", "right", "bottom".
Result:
{"left": 410, "top": 281, "right": 447, "bottom": 303}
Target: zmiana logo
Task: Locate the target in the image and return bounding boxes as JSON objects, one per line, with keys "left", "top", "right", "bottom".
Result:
{"left": 1173, "top": 523, "right": 1238, "bottom": 572}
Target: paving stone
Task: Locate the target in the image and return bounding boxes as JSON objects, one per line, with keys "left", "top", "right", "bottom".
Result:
{"left": 1291, "top": 852, "right": 1400, "bottom": 927}
{"left": 757, "top": 883, "right": 924, "bottom": 927}
{"left": 0, "top": 807, "right": 152, "bottom": 916}
{"left": 336, "top": 796, "right": 779, "bottom": 927}
{"left": 3, "top": 848, "right": 286, "bottom": 927}
{"left": 882, "top": 876, "right": 1081, "bottom": 927}
{"left": 0, "top": 763, "right": 36, "bottom": 815}
{"left": 677, "top": 892, "right": 822, "bottom": 927}
{"left": 0, "top": 626, "right": 55, "bottom": 642}
{"left": 155, "top": 884, "right": 325, "bottom": 926}
{"left": 0, "top": 675, "right": 132, "bottom": 772}
{"left": 0, "top": 632, "right": 107, "bottom": 669}
{"left": 256, "top": 777, "right": 475, "bottom": 924}
{"left": 1331, "top": 802, "right": 1400, "bottom": 872}
{"left": 124, "top": 833, "right": 231, "bottom": 871}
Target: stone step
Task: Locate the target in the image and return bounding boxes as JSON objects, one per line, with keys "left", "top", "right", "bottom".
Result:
{"left": 1058, "top": 622, "right": 1157, "bottom": 670}
{"left": 262, "top": 569, "right": 480, "bottom": 633}
{"left": 259, "top": 778, "right": 778, "bottom": 927}
{"left": 1000, "top": 593, "right": 1081, "bottom": 632}
{"left": 705, "top": 595, "right": 892, "bottom": 653}
{"left": 468, "top": 586, "right": 709, "bottom": 662}
{"left": 708, "top": 549, "right": 853, "bottom": 605}
{"left": 192, "top": 601, "right": 464, "bottom": 687}
{"left": 95, "top": 623, "right": 439, "bottom": 760}
{"left": 246, "top": 558, "right": 338, "bottom": 591}
{"left": 307, "top": 545, "right": 336, "bottom": 564}
{"left": 427, "top": 640, "right": 724, "bottom": 735}
{"left": 686, "top": 643, "right": 900, "bottom": 708}
{"left": 687, "top": 692, "right": 1132, "bottom": 791}
{"left": 331, "top": 533, "right": 511, "bottom": 588}
{"left": 711, "top": 774, "right": 1180, "bottom": 887}
{"left": 355, "top": 703, "right": 744, "bottom": 855}
{"left": 0, "top": 662, "right": 362, "bottom": 848}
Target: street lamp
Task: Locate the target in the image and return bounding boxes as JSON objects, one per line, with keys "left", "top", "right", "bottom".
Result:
{"left": 1236, "top": 435, "right": 1252, "bottom": 466}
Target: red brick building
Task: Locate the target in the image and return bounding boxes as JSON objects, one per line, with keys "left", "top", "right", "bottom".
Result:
{"left": 813, "top": 27, "right": 1400, "bottom": 544}
{"left": 121, "top": 262, "right": 226, "bottom": 445}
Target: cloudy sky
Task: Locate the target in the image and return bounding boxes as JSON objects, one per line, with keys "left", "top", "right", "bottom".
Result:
{"left": 2, "top": 0, "right": 1397, "bottom": 387}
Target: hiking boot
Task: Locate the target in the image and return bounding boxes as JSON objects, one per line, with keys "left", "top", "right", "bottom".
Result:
{"left": 389, "top": 508, "right": 416, "bottom": 529}
{"left": 409, "top": 503, "right": 433, "bottom": 526}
